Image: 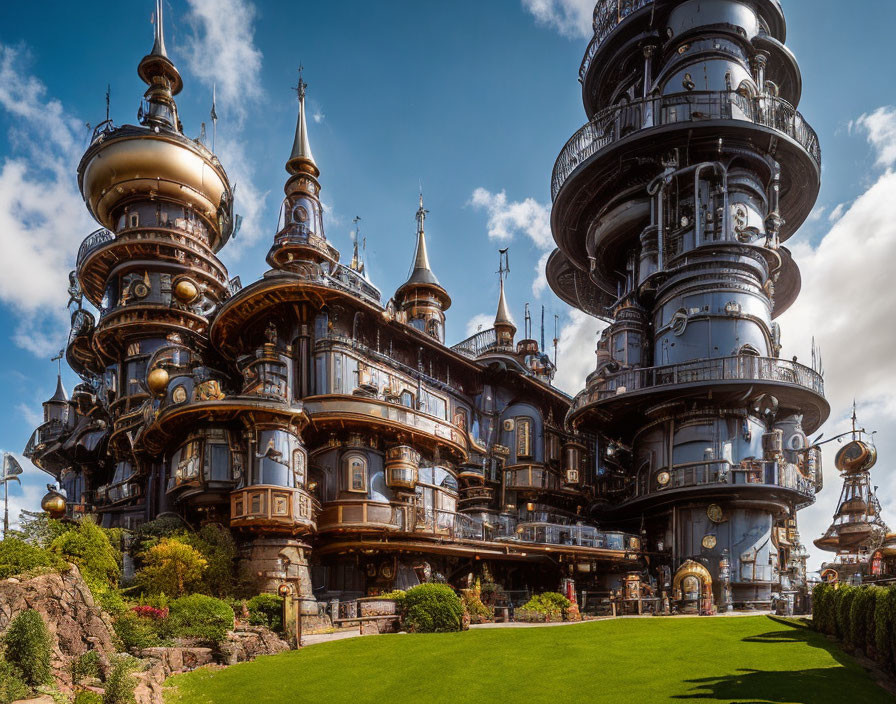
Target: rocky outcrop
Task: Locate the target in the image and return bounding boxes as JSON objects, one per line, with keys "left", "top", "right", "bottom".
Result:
{"left": 0, "top": 566, "right": 115, "bottom": 682}
{"left": 133, "top": 647, "right": 215, "bottom": 704}
{"left": 219, "top": 626, "right": 290, "bottom": 664}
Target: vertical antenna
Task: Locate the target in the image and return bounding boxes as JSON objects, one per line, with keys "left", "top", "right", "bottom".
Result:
{"left": 105, "top": 84, "right": 111, "bottom": 122}
{"left": 553, "top": 314, "right": 559, "bottom": 367}
{"left": 540, "top": 305, "right": 545, "bottom": 352}
{"left": 210, "top": 83, "right": 218, "bottom": 152}
{"left": 498, "top": 248, "right": 510, "bottom": 281}
{"left": 852, "top": 399, "right": 857, "bottom": 439}
{"left": 524, "top": 303, "right": 531, "bottom": 339}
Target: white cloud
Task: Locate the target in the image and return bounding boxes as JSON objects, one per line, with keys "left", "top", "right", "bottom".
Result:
{"left": 806, "top": 205, "right": 826, "bottom": 223}
{"left": 183, "top": 0, "right": 263, "bottom": 127}
{"left": 16, "top": 402, "right": 42, "bottom": 429}
{"left": 469, "top": 187, "right": 554, "bottom": 297}
{"left": 465, "top": 313, "right": 495, "bottom": 338}
{"left": 0, "top": 44, "right": 93, "bottom": 357}
{"left": 183, "top": 0, "right": 268, "bottom": 257}
{"left": 522, "top": 0, "right": 593, "bottom": 39}
{"left": 779, "top": 105, "right": 896, "bottom": 572}
{"left": 853, "top": 106, "right": 896, "bottom": 169}
{"left": 553, "top": 310, "right": 604, "bottom": 395}
{"left": 313, "top": 110, "right": 325, "bottom": 124}
{"left": 469, "top": 187, "right": 553, "bottom": 249}
{"left": 827, "top": 202, "right": 846, "bottom": 223}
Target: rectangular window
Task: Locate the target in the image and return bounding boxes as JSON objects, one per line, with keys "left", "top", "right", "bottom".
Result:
{"left": 516, "top": 418, "right": 532, "bottom": 458}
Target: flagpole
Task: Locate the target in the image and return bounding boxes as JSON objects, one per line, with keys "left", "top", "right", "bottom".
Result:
{"left": 3, "top": 453, "right": 8, "bottom": 539}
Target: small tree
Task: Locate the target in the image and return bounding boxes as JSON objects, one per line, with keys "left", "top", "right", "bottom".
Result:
{"left": 50, "top": 515, "right": 120, "bottom": 587}
{"left": 3, "top": 609, "right": 53, "bottom": 687}
{"left": 137, "top": 538, "right": 207, "bottom": 596}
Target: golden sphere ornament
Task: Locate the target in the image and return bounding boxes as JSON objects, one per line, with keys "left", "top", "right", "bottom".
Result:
{"left": 147, "top": 367, "right": 170, "bottom": 395}
{"left": 41, "top": 491, "right": 66, "bottom": 518}
{"left": 173, "top": 279, "right": 199, "bottom": 303}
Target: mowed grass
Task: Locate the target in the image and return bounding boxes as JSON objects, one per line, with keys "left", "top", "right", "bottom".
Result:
{"left": 164, "top": 615, "right": 892, "bottom": 704}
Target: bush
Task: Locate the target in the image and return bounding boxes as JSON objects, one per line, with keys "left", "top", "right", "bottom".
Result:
{"left": 460, "top": 581, "right": 492, "bottom": 624}
{"left": 50, "top": 516, "right": 120, "bottom": 588}
{"left": 113, "top": 611, "right": 164, "bottom": 652}
{"left": 812, "top": 583, "right": 834, "bottom": 635}
{"left": 520, "top": 592, "right": 572, "bottom": 617}
{"left": 246, "top": 594, "right": 283, "bottom": 632}
{"left": 874, "top": 588, "right": 893, "bottom": 667}
{"left": 401, "top": 583, "right": 463, "bottom": 633}
{"left": 837, "top": 585, "right": 857, "bottom": 645}
{"left": 181, "top": 525, "right": 237, "bottom": 598}
{"left": 70, "top": 650, "right": 102, "bottom": 684}
{"left": 9, "top": 513, "right": 71, "bottom": 549}
{"left": 0, "top": 537, "right": 66, "bottom": 579}
{"left": 74, "top": 691, "right": 103, "bottom": 704}
{"left": 0, "top": 660, "right": 28, "bottom": 704}
{"left": 103, "top": 656, "right": 138, "bottom": 704}
{"left": 136, "top": 538, "right": 207, "bottom": 597}
{"left": 166, "top": 594, "right": 234, "bottom": 644}
{"left": 2, "top": 610, "right": 52, "bottom": 687}
{"left": 850, "top": 587, "right": 876, "bottom": 653}
{"left": 132, "top": 516, "right": 189, "bottom": 553}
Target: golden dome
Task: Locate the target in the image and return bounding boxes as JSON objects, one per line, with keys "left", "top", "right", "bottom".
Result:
{"left": 41, "top": 492, "right": 66, "bottom": 519}
{"left": 147, "top": 367, "right": 170, "bottom": 395}
{"left": 173, "top": 279, "right": 199, "bottom": 303}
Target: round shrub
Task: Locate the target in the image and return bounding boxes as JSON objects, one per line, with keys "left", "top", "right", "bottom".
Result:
{"left": 246, "top": 594, "right": 284, "bottom": 631}
{"left": 113, "top": 611, "right": 164, "bottom": 652}
{"left": 520, "top": 592, "right": 572, "bottom": 617}
{"left": 70, "top": 650, "right": 102, "bottom": 684}
{"left": 402, "top": 583, "right": 464, "bottom": 633}
{"left": 166, "top": 594, "right": 234, "bottom": 644}
{"left": 0, "top": 660, "right": 28, "bottom": 704}
{"left": 0, "top": 537, "right": 65, "bottom": 579}
{"left": 2, "top": 609, "right": 52, "bottom": 687}
{"left": 136, "top": 538, "right": 207, "bottom": 597}
{"left": 50, "top": 516, "right": 120, "bottom": 588}
{"left": 74, "top": 691, "right": 104, "bottom": 704}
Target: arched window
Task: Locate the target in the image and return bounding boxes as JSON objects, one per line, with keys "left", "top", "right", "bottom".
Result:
{"left": 400, "top": 390, "right": 415, "bottom": 408}
{"left": 344, "top": 452, "right": 368, "bottom": 493}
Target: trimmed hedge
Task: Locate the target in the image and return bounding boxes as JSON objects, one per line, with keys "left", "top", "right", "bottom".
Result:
{"left": 401, "top": 583, "right": 464, "bottom": 633}
{"left": 814, "top": 582, "right": 896, "bottom": 670}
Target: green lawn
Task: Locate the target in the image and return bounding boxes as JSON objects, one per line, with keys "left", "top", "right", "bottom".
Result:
{"left": 164, "top": 616, "right": 893, "bottom": 704}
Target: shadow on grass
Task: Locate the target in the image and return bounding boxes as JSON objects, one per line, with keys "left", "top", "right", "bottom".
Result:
{"left": 672, "top": 617, "right": 891, "bottom": 703}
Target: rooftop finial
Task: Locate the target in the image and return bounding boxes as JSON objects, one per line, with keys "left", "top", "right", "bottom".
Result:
{"left": 416, "top": 191, "right": 428, "bottom": 238}
{"left": 286, "top": 64, "right": 318, "bottom": 176}
{"left": 151, "top": 0, "right": 168, "bottom": 58}
{"left": 494, "top": 248, "right": 515, "bottom": 334}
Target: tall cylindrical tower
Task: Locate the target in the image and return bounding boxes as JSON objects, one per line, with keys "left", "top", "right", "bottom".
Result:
{"left": 548, "top": 0, "right": 828, "bottom": 607}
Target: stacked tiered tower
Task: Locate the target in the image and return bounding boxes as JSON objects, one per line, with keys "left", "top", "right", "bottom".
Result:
{"left": 547, "top": 0, "right": 828, "bottom": 607}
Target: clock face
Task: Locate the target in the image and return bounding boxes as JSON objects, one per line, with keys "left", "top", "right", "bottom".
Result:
{"left": 707, "top": 504, "right": 724, "bottom": 523}
{"left": 292, "top": 204, "right": 309, "bottom": 223}
{"left": 656, "top": 471, "right": 671, "bottom": 487}
{"left": 702, "top": 535, "right": 717, "bottom": 550}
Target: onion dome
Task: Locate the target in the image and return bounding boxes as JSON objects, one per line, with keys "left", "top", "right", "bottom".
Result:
{"left": 395, "top": 194, "right": 451, "bottom": 309}
{"left": 77, "top": 0, "right": 234, "bottom": 251}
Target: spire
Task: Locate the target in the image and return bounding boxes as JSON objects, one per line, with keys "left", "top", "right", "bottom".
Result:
{"left": 495, "top": 276, "right": 515, "bottom": 332}
{"left": 137, "top": 0, "right": 183, "bottom": 96}
{"left": 401, "top": 193, "right": 441, "bottom": 289}
{"left": 287, "top": 67, "right": 318, "bottom": 177}
{"left": 150, "top": 0, "right": 167, "bottom": 58}
{"left": 48, "top": 375, "right": 68, "bottom": 404}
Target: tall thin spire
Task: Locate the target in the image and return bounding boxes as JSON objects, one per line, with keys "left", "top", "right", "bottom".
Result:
{"left": 287, "top": 66, "right": 317, "bottom": 175}
{"left": 395, "top": 192, "right": 450, "bottom": 311}
{"left": 494, "top": 248, "right": 516, "bottom": 337}
{"left": 151, "top": 0, "right": 168, "bottom": 58}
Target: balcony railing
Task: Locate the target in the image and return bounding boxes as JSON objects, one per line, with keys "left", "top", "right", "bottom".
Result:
{"left": 570, "top": 355, "right": 824, "bottom": 413}
{"left": 76, "top": 228, "right": 114, "bottom": 268}
{"left": 580, "top": 0, "right": 654, "bottom": 81}
{"left": 504, "top": 465, "right": 565, "bottom": 493}
{"left": 451, "top": 328, "right": 507, "bottom": 359}
{"left": 629, "top": 460, "right": 815, "bottom": 504}
{"left": 230, "top": 485, "right": 316, "bottom": 531}
{"left": 317, "top": 500, "right": 642, "bottom": 553}
{"left": 552, "top": 90, "right": 820, "bottom": 200}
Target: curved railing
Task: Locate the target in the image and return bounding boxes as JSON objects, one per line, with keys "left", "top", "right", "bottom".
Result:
{"left": 570, "top": 355, "right": 824, "bottom": 414}
{"left": 580, "top": 0, "right": 654, "bottom": 81}
{"left": 552, "top": 90, "right": 820, "bottom": 199}
{"left": 451, "top": 327, "right": 502, "bottom": 359}
{"left": 76, "top": 228, "right": 114, "bottom": 269}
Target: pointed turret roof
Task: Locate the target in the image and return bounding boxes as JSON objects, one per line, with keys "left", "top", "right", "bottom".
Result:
{"left": 47, "top": 375, "right": 68, "bottom": 405}
{"left": 286, "top": 70, "right": 318, "bottom": 177}
{"left": 494, "top": 276, "right": 516, "bottom": 333}
{"left": 137, "top": 0, "right": 183, "bottom": 95}
{"left": 395, "top": 194, "right": 451, "bottom": 309}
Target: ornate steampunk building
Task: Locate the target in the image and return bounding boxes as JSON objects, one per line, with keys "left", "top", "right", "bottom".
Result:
{"left": 25, "top": 2, "right": 645, "bottom": 616}
{"left": 546, "top": 0, "right": 827, "bottom": 608}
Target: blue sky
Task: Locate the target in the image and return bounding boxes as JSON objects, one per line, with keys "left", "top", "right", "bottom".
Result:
{"left": 2, "top": 0, "right": 896, "bottom": 572}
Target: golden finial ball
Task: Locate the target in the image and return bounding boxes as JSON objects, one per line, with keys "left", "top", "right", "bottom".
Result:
{"left": 41, "top": 491, "right": 66, "bottom": 518}
{"left": 173, "top": 279, "right": 199, "bottom": 303}
{"left": 147, "top": 367, "right": 170, "bottom": 395}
